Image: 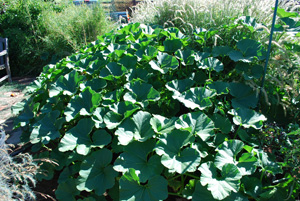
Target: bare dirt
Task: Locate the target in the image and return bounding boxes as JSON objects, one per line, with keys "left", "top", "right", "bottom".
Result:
{"left": 0, "top": 77, "right": 35, "bottom": 143}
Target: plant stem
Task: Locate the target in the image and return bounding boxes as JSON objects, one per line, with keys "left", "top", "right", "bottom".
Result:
{"left": 234, "top": 125, "right": 241, "bottom": 139}
{"left": 168, "top": 192, "right": 180, "bottom": 196}
{"left": 169, "top": 174, "right": 182, "bottom": 181}
{"left": 184, "top": 172, "right": 199, "bottom": 179}
{"left": 260, "top": 169, "right": 265, "bottom": 182}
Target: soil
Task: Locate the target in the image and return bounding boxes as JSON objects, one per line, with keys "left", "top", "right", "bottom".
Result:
{"left": 0, "top": 77, "right": 34, "bottom": 142}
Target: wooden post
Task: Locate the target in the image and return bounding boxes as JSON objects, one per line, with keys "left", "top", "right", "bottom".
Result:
{"left": 0, "top": 38, "right": 12, "bottom": 83}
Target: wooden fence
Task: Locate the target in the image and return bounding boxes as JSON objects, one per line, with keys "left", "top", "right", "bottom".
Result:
{"left": 0, "top": 38, "right": 12, "bottom": 83}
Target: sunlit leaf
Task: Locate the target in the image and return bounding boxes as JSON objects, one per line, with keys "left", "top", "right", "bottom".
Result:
{"left": 64, "top": 87, "right": 101, "bottom": 122}
{"left": 149, "top": 52, "right": 179, "bottom": 74}
{"left": 173, "top": 87, "right": 217, "bottom": 110}
{"left": 155, "top": 130, "right": 199, "bottom": 173}
{"left": 114, "top": 140, "right": 163, "bottom": 182}
{"left": 215, "top": 140, "right": 257, "bottom": 175}
{"left": 124, "top": 80, "right": 160, "bottom": 108}
{"left": 31, "top": 110, "right": 65, "bottom": 144}
{"left": 150, "top": 115, "right": 177, "bottom": 134}
{"left": 115, "top": 111, "right": 154, "bottom": 145}
{"left": 199, "top": 162, "right": 242, "bottom": 200}
{"left": 228, "top": 108, "right": 267, "bottom": 129}
{"left": 175, "top": 49, "right": 196, "bottom": 66}
{"left": 49, "top": 70, "right": 84, "bottom": 97}
{"left": 59, "top": 118, "right": 95, "bottom": 155}
{"left": 199, "top": 57, "right": 224, "bottom": 72}
{"left": 175, "top": 111, "right": 215, "bottom": 141}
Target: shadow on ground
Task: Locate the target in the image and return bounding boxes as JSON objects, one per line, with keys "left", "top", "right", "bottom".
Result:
{"left": 0, "top": 77, "right": 35, "bottom": 144}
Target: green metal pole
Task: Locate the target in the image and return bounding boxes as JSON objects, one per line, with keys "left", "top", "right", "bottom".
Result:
{"left": 258, "top": 0, "right": 279, "bottom": 108}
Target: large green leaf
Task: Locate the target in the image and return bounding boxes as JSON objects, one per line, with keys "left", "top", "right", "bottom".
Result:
{"left": 212, "top": 46, "right": 234, "bottom": 57}
{"left": 215, "top": 140, "right": 257, "bottom": 175}
{"left": 126, "top": 68, "right": 151, "bottom": 82}
{"left": 192, "top": 181, "right": 216, "bottom": 201}
{"left": 102, "top": 89, "right": 124, "bottom": 106}
{"left": 81, "top": 78, "right": 107, "bottom": 93}
{"left": 155, "top": 130, "right": 200, "bottom": 173}
{"left": 255, "top": 149, "right": 283, "bottom": 175}
{"left": 199, "top": 57, "right": 224, "bottom": 72}
{"left": 235, "top": 62, "right": 263, "bottom": 80}
{"left": 59, "top": 118, "right": 95, "bottom": 155}
{"left": 114, "top": 140, "right": 163, "bottom": 182}
{"left": 277, "top": 8, "right": 299, "bottom": 18}
{"left": 228, "top": 108, "right": 267, "bottom": 129}
{"left": 91, "top": 107, "right": 107, "bottom": 128}
{"left": 115, "top": 111, "right": 155, "bottom": 145}
{"left": 210, "top": 113, "right": 231, "bottom": 134}
{"left": 118, "top": 54, "right": 138, "bottom": 69}
{"left": 229, "top": 39, "right": 266, "bottom": 62}
{"left": 86, "top": 57, "right": 108, "bottom": 74}
{"left": 149, "top": 52, "right": 179, "bottom": 74}
{"left": 229, "top": 82, "right": 258, "bottom": 109}
{"left": 165, "top": 78, "right": 195, "bottom": 94}
{"left": 241, "top": 177, "right": 262, "bottom": 199}
{"left": 119, "top": 169, "right": 168, "bottom": 201}
{"left": 136, "top": 45, "right": 158, "bottom": 61}
{"left": 56, "top": 178, "right": 79, "bottom": 201}
{"left": 207, "top": 82, "right": 229, "bottom": 95}
{"left": 100, "top": 62, "right": 127, "bottom": 80}
{"left": 175, "top": 111, "right": 215, "bottom": 141}
{"left": 164, "top": 38, "right": 182, "bottom": 52}
{"left": 150, "top": 115, "right": 177, "bottom": 134}
{"left": 64, "top": 87, "right": 101, "bottom": 122}
{"left": 49, "top": 70, "right": 84, "bottom": 97}
{"left": 199, "top": 162, "right": 242, "bottom": 200}
{"left": 124, "top": 81, "right": 160, "bottom": 108}
{"left": 237, "top": 16, "right": 262, "bottom": 32}
{"left": 13, "top": 101, "right": 37, "bottom": 128}
{"left": 103, "top": 101, "right": 140, "bottom": 129}
{"left": 215, "top": 140, "right": 244, "bottom": 168}
{"left": 30, "top": 110, "right": 65, "bottom": 144}
{"left": 175, "top": 49, "right": 196, "bottom": 66}
{"left": 172, "top": 87, "right": 217, "bottom": 110}
{"left": 77, "top": 148, "right": 118, "bottom": 196}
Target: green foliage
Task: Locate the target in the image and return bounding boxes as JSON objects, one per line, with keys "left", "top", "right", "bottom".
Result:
{"left": 0, "top": 0, "right": 114, "bottom": 76}
{"left": 13, "top": 22, "right": 299, "bottom": 200}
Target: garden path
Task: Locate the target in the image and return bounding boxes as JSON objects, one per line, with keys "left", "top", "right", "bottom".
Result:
{"left": 0, "top": 77, "right": 35, "bottom": 144}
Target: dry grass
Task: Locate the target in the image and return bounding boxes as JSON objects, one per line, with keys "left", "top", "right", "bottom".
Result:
{"left": 130, "top": 0, "right": 300, "bottom": 33}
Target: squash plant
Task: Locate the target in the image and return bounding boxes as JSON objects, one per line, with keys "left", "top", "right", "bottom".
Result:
{"left": 13, "top": 22, "right": 298, "bottom": 200}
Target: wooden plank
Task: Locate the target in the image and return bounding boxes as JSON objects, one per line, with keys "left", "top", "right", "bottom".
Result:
{"left": 0, "top": 50, "right": 7, "bottom": 57}
{"left": 0, "top": 40, "right": 3, "bottom": 65}
{"left": 0, "top": 75, "right": 8, "bottom": 83}
{"left": 0, "top": 38, "right": 12, "bottom": 83}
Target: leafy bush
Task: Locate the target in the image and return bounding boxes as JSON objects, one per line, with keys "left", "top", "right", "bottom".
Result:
{"left": 13, "top": 21, "right": 300, "bottom": 200}
{"left": 0, "top": 0, "right": 114, "bottom": 76}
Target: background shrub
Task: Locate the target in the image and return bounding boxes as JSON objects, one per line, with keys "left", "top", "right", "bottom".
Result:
{"left": 0, "top": 0, "right": 114, "bottom": 76}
